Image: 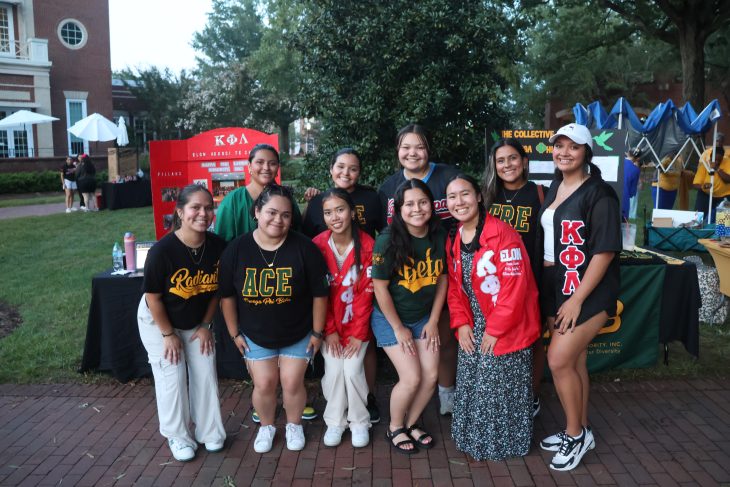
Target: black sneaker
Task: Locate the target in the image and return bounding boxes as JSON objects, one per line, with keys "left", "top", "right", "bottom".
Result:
{"left": 549, "top": 427, "right": 590, "bottom": 471}
{"left": 367, "top": 393, "right": 380, "bottom": 424}
{"left": 532, "top": 397, "right": 541, "bottom": 418}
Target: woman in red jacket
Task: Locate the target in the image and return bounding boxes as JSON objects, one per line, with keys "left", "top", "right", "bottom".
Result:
{"left": 312, "top": 188, "right": 375, "bottom": 449}
{"left": 445, "top": 173, "right": 540, "bottom": 461}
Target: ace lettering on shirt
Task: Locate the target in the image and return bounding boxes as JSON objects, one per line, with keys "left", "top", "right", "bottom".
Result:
{"left": 241, "top": 267, "right": 293, "bottom": 305}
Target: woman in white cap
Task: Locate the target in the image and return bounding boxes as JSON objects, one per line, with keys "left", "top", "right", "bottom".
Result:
{"left": 536, "top": 123, "right": 621, "bottom": 471}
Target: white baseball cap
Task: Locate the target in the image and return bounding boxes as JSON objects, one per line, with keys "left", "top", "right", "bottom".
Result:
{"left": 549, "top": 123, "right": 593, "bottom": 149}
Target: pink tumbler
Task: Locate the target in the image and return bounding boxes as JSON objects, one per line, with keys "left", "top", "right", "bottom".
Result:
{"left": 124, "top": 232, "right": 136, "bottom": 271}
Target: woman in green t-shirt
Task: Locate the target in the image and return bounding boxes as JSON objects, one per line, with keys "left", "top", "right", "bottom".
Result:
{"left": 371, "top": 179, "right": 447, "bottom": 455}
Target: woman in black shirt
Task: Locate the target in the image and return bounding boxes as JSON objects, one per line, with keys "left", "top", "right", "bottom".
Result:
{"left": 137, "top": 184, "right": 227, "bottom": 462}
{"left": 220, "top": 184, "right": 329, "bottom": 453}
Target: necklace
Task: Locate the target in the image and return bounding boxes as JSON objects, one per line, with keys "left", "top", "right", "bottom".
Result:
{"left": 177, "top": 231, "right": 206, "bottom": 265}
{"left": 185, "top": 240, "right": 206, "bottom": 265}
{"left": 502, "top": 184, "right": 525, "bottom": 203}
{"left": 461, "top": 228, "right": 477, "bottom": 252}
{"left": 258, "top": 245, "right": 279, "bottom": 267}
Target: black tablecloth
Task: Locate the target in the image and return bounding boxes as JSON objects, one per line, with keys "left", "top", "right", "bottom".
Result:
{"left": 101, "top": 180, "right": 152, "bottom": 210}
{"left": 80, "top": 270, "right": 323, "bottom": 382}
{"left": 660, "top": 262, "right": 701, "bottom": 357}
{"left": 80, "top": 271, "right": 151, "bottom": 381}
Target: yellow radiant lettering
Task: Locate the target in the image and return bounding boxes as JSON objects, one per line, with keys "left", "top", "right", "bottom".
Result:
{"left": 168, "top": 267, "right": 219, "bottom": 299}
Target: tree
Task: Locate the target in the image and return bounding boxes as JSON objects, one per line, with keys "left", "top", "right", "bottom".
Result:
{"left": 117, "top": 67, "right": 194, "bottom": 141}
{"left": 513, "top": 1, "right": 680, "bottom": 126}
{"left": 293, "top": 0, "right": 518, "bottom": 187}
{"left": 600, "top": 0, "right": 730, "bottom": 108}
{"left": 188, "top": 0, "right": 301, "bottom": 159}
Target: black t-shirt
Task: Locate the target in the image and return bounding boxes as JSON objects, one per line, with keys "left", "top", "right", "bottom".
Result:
{"left": 490, "top": 181, "right": 545, "bottom": 279}
{"left": 62, "top": 163, "right": 76, "bottom": 181}
{"left": 303, "top": 184, "right": 385, "bottom": 238}
{"left": 218, "top": 230, "right": 330, "bottom": 348}
{"left": 378, "top": 163, "right": 460, "bottom": 230}
{"left": 142, "top": 231, "right": 227, "bottom": 330}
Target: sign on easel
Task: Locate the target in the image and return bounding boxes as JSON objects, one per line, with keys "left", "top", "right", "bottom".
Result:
{"left": 149, "top": 128, "right": 279, "bottom": 239}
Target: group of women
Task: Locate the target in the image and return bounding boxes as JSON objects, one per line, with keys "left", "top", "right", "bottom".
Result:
{"left": 137, "top": 122, "right": 621, "bottom": 473}
{"left": 60, "top": 154, "right": 97, "bottom": 212}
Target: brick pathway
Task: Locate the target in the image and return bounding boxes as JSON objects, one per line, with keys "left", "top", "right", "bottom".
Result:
{"left": 0, "top": 380, "right": 729, "bottom": 486}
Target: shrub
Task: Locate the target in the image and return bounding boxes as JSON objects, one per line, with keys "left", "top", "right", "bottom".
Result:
{"left": 0, "top": 170, "right": 109, "bottom": 194}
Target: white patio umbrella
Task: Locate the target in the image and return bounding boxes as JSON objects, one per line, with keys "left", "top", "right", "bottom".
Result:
{"left": 116, "top": 116, "right": 129, "bottom": 146}
{"left": 0, "top": 109, "right": 59, "bottom": 129}
{"left": 68, "top": 113, "right": 119, "bottom": 142}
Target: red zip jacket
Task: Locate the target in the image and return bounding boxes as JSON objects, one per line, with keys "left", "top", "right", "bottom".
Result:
{"left": 313, "top": 229, "right": 375, "bottom": 346}
{"left": 447, "top": 215, "right": 540, "bottom": 356}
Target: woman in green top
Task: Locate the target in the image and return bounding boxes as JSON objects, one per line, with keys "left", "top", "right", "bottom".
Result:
{"left": 215, "top": 144, "right": 302, "bottom": 241}
{"left": 371, "top": 179, "right": 447, "bottom": 455}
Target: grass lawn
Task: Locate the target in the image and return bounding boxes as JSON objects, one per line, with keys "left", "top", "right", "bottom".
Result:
{"left": 0, "top": 176, "right": 728, "bottom": 383}
{"left": 0, "top": 193, "right": 65, "bottom": 208}
{"left": 0, "top": 207, "right": 155, "bottom": 382}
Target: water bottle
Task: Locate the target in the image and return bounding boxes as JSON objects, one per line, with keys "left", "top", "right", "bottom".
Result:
{"left": 124, "top": 232, "right": 136, "bottom": 271}
{"left": 716, "top": 199, "right": 730, "bottom": 242}
{"left": 112, "top": 242, "right": 124, "bottom": 271}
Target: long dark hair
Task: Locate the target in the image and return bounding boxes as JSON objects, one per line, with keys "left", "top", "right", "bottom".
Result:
{"left": 171, "top": 184, "right": 213, "bottom": 232}
{"left": 388, "top": 179, "right": 440, "bottom": 274}
{"left": 484, "top": 138, "right": 529, "bottom": 209}
{"left": 251, "top": 183, "right": 295, "bottom": 220}
{"left": 321, "top": 188, "right": 364, "bottom": 276}
{"left": 446, "top": 174, "right": 487, "bottom": 258}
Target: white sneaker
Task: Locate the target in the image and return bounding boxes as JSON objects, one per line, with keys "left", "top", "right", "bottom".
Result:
{"left": 205, "top": 440, "right": 225, "bottom": 452}
{"left": 80, "top": 206, "right": 88, "bottom": 212}
{"left": 168, "top": 438, "right": 195, "bottom": 462}
{"left": 323, "top": 426, "right": 345, "bottom": 447}
{"left": 439, "top": 391, "right": 454, "bottom": 416}
{"left": 285, "top": 423, "right": 305, "bottom": 451}
{"left": 584, "top": 425, "right": 596, "bottom": 451}
{"left": 254, "top": 425, "right": 276, "bottom": 453}
{"left": 65, "top": 208, "right": 72, "bottom": 213}
{"left": 540, "top": 430, "right": 567, "bottom": 452}
{"left": 550, "top": 427, "right": 591, "bottom": 471}
{"left": 350, "top": 424, "right": 370, "bottom": 448}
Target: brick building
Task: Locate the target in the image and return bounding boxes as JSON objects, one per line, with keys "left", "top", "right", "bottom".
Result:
{"left": 0, "top": 0, "right": 112, "bottom": 159}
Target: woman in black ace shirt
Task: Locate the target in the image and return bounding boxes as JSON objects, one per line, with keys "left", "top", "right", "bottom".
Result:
{"left": 219, "top": 184, "right": 329, "bottom": 454}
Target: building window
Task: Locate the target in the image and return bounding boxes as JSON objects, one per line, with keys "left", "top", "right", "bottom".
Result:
{"left": 0, "top": 131, "right": 8, "bottom": 158}
{"left": 0, "top": 5, "right": 16, "bottom": 56}
{"left": 58, "top": 19, "right": 87, "bottom": 50}
{"left": 0, "top": 108, "right": 35, "bottom": 158}
{"left": 66, "top": 99, "right": 88, "bottom": 155}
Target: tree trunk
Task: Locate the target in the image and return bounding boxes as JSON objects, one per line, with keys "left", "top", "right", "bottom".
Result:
{"left": 678, "top": 20, "right": 705, "bottom": 108}
{"left": 278, "top": 122, "right": 290, "bottom": 164}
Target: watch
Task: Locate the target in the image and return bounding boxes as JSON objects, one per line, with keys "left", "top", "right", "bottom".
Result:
{"left": 311, "top": 330, "right": 323, "bottom": 339}
{"left": 201, "top": 321, "right": 213, "bottom": 330}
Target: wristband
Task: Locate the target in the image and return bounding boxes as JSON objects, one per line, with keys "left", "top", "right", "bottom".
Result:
{"left": 231, "top": 332, "right": 242, "bottom": 340}
{"left": 161, "top": 330, "right": 175, "bottom": 337}
{"left": 201, "top": 321, "right": 213, "bottom": 330}
{"left": 311, "top": 330, "right": 323, "bottom": 339}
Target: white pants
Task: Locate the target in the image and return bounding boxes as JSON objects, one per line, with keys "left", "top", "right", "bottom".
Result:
{"left": 137, "top": 297, "right": 225, "bottom": 447}
{"left": 321, "top": 341, "right": 370, "bottom": 429}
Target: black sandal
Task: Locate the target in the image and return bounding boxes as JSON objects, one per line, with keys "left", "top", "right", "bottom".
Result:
{"left": 386, "top": 427, "right": 418, "bottom": 455}
{"left": 407, "top": 423, "right": 434, "bottom": 449}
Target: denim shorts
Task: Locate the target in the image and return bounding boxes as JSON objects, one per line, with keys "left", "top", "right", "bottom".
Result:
{"left": 243, "top": 332, "right": 312, "bottom": 361}
{"left": 370, "top": 307, "right": 430, "bottom": 348}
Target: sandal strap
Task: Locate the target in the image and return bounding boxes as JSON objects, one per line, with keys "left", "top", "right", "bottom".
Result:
{"left": 407, "top": 424, "right": 432, "bottom": 442}
{"left": 387, "top": 426, "right": 410, "bottom": 439}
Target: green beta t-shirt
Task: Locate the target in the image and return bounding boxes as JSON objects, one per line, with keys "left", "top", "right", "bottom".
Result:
{"left": 371, "top": 227, "right": 446, "bottom": 323}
